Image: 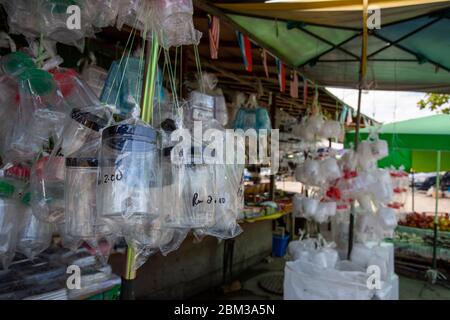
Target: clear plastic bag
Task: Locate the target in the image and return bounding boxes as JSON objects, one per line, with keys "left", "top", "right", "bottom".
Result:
{"left": 30, "top": 156, "right": 65, "bottom": 223}
{"left": 320, "top": 157, "right": 341, "bottom": 182}
{"left": 320, "top": 120, "right": 343, "bottom": 141}
{"left": 6, "top": 68, "right": 68, "bottom": 163}
{"left": 2, "top": 0, "right": 40, "bottom": 38}
{"left": 377, "top": 207, "right": 398, "bottom": 230}
{"left": 50, "top": 68, "right": 100, "bottom": 110}
{"left": 38, "top": 0, "right": 94, "bottom": 51}
{"left": 156, "top": 0, "right": 202, "bottom": 49}
{"left": 17, "top": 197, "right": 52, "bottom": 260}
{"left": 98, "top": 120, "right": 162, "bottom": 234}
{"left": 0, "top": 52, "right": 36, "bottom": 77}
{"left": 371, "top": 139, "right": 388, "bottom": 160}
{"left": 0, "top": 198, "right": 25, "bottom": 269}
{"left": 293, "top": 193, "right": 304, "bottom": 217}
{"left": 315, "top": 201, "right": 337, "bottom": 223}
{"left": 90, "top": 0, "right": 120, "bottom": 29}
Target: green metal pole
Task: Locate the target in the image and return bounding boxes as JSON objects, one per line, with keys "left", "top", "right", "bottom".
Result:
{"left": 432, "top": 151, "right": 441, "bottom": 270}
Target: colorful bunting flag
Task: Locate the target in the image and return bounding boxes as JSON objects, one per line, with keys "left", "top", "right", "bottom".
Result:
{"left": 276, "top": 58, "right": 285, "bottom": 92}
{"left": 236, "top": 31, "right": 253, "bottom": 72}
{"left": 208, "top": 15, "right": 220, "bottom": 60}
{"left": 262, "top": 49, "right": 269, "bottom": 79}
{"left": 290, "top": 71, "right": 299, "bottom": 98}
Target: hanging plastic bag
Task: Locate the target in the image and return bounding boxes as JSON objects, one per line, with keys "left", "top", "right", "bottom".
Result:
{"left": 97, "top": 118, "right": 162, "bottom": 236}
{"left": 50, "top": 68, "right": 100, "bottom": 110}
{"left": 0, "top": 189, "right": 25, "bottom": 269}
{"left": 38, "top": 0, "right": 95, "bottom": 51}
{"left": 320, "top": 120, "right": 343, "bottom": 141}
{"left": 2, "top": 0, "right": 41, "bottom": 38}
{"left": 155, "top": 0, "right": 202, "bottom": 49}
{"left": 16, "top": 193, "right": 52, "bottom": 260}
{"left": 320, "top": 157, "right": 341, "bottom": 182}
{"left": 90, "top": 0, "right": 120, "bottom": 29}
{"left": 6, "top": 68, "right": 68, "bottom": 163}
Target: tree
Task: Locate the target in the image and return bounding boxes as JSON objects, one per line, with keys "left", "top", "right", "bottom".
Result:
{"left": 418, "top": 93, "right": 450, "bottom": 114}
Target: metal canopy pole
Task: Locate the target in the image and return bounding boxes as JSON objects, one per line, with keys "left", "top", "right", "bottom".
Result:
{"left": 432, "top": 151, "right": 441, "bottom": 270}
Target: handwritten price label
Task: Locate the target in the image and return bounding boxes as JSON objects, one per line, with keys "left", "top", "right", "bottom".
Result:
{"left": 192, "top": 193, "right": 226, "bottom": 207}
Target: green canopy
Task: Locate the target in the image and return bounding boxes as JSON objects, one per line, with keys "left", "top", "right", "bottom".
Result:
{"left": 345, "top": 114, "right": 450, "bottom": 172}
{"left": 202, "top": 1, "right": 450, "bottom": 93}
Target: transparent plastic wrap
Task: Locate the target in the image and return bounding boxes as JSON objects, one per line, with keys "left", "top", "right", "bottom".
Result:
{"left": 369, "top": 169, "right": 394, "bottom": 205}
{"left": 156, "top": 0, "right": 202, "bottom": 49}
{"left": 0, "top": 197, "right": 25, "bottom": 269}
{"left": 30, "top": 156, "right": 65, "bottom": 223}
{"left": 293, "top": 193, "right": 304, "bottom": 217}
{"left": 100, "top": 57, "right": 144, "bottom": 116}
{"left": 305, "top": 114, "right": 325, "bottom": 136}
{"left": 0, "top": 52, "right": 36, "bottom": 77}
{"left": 214, "top": 93, "right": 228, "bottom": 127}
{"left": 90, "top": 0, "right": 120, "bottom": 29}
{"left": 16, "top": 194, "right": 52, "bottom": 260}
{"left": 38, "top": 0, "right": 94, "bottom": 51}
{"left": 116, "top": 0, "right": 149, "bottom": 32}
{"left": 53, "top": 106, "right": 114, "bottom": 158}
{"left": 98, "top": 120, "right": 162, "bottom": 235}
{"left": 2, "top": 0, "right": 40, "bottom": 38}
{"left": 6, "top": 69, "right": 67, "bottom": 163}
{"left": 196, "top": 163, "right": 244, "bottom": 239}
{"left": 233, "top": 107, "right": 272, "bottom": 132}
{"left": 319, "top": 120, "right": 343, "bottom": 141}
{"left": 50, "top": 68, "right": 100, "bottom": 110}
{"left": 164, "top": 146, "right": 216, "bottom": 229}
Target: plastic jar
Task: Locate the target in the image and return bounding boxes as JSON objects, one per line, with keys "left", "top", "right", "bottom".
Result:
{"left": 17, "top": 193, "right": 52, "bottom": 260}
{"left": 51, "top": 69, "right": 100, "bottom": 110}
{"left": 57, "top": 107, "right": 110, "bottom": 158}
{"left": 0, "top": 52, "right": 35, "bottom": 77}
{"left": 0, "top": 183, "right": 23, "bottom": 269}
{"left": 164, "top": 147, "right": 216, "bottom": 228}
{"left": 98, "top": 124, "right": 160, "bottom": 223}
{"left": 189, "top": 91, "right": 215, "bottom": 122}
{"left": 65, "top": 157, "right": 99, "bottom": 239}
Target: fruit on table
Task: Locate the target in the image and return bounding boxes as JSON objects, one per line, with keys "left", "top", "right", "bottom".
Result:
{"left": 399, "top": 212, "right": 450, "bottom": 231}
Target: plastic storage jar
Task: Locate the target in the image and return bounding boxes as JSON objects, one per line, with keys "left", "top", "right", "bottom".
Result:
{"left": 17, "top": 193, "right": 52, "bottom": 260}
{"left": 65, "top": 157, "right": 99, "bottom": 239}
{"left": 164, "top": 147, "right": 216, "bottom": 228}
{"left": 0, "top": 182, "right": 23, "bottom": 269}
{"left": 189, "top": 91, "right": 215, "bottom": 122}
{"left": 57, "top": 108, "right": 110, "bottom": 157}
{"left": 51, "top": 69, "right": 100, "bottom": 110}
{"left": 98, "top": 124, "right": 160, "bottom": 225}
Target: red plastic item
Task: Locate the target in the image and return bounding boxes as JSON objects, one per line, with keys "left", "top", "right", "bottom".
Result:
{"left": 50, "top": 68, "right": 78, "bottom": 97}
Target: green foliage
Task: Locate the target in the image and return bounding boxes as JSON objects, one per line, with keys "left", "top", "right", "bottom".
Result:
{"left": 418, "top": 93, "right": 450, "bottom": 114}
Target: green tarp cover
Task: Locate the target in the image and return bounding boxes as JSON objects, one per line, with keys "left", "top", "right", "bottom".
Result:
{"left": 345, "top": 114, "right": 450, "bottom": 172}
{"left": 223, "top": 5, "right": 450, "bottom": 93}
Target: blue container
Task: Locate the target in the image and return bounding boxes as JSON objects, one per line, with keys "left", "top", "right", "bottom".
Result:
{"left": 272, "top": 234, "right": 290, "bottom": 257}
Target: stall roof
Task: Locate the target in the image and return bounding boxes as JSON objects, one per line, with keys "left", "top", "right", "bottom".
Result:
{"left": 197, "top": 0, "right": 450, "bottom": 93}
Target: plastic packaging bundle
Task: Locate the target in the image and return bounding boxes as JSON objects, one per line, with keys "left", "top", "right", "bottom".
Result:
{"left": 164, "top": 146, "right": 216, "bottom": 229}
{"left": 30, "top": 156, "right": 66, "bottom": 223}
{"left": 369, "top": 169, "right": 393, "bottom": 205}
{"left": 116, "top": 0, "right": 149, "bottom": 32}
{"left": 90, "top": 0, "right": 120, "bottom": 29}
{"left": 2, "top": 0, "right": 40, "bottom": 38}
{"left": 16, "top": 193, "right": 52, "bottom": 260}
{"left": 295, "top": 158, "right": 320, "bottom": 186}
{"left": 98, "top": 120, "right": 162, "bottom": 235}
{"left": 288, "top": 237, "right": 339, "bottom": 269}
{"left": 319, "top": 120, "right": 343, "bottom": 141}
{"left": 371, "top": 139, "right": 388, "bottom": 160}
{"left": 53, "top": 106, "right": 114, "bottom": 158}
{"left": 0, "top": 184, "right": 25, "bottom": 269}
{"left": 64, "top": 157, "right": 99, "bottom": 244}
{"left": 315, "top": 201, "right": 337, "bottom": 223}
{"left": 377, "top": 207, "right": 398, "bottom": 230}
{"left": 6, "top": 68, "right": 67, "bottom": 163}
{"left": 156, "top": 0, "right": 202, "bottom": 49}
{"left": 320, "top": 157, "right": 342, "bottom": 182}
{"left": 0, "top": 52, "right": 36, "bottom": 77}
{"left": 38, "top": 0, "right": 94, "bottom": 51}
{"left": 305, "top": 114, "right": 325, "bottom": 135}
{"left": 293, "top": 193, "right": 304, "bottom": 217}
{"left": 50, "top": 68, "right": 100, "bottom": 110}
{"left": 196, "top": 163, "right": 244, "bottom": 239}
{"left": 233, "top": 107, "right": 272, "bottom": 132}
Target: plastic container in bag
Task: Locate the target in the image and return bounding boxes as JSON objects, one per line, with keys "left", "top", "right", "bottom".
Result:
{"left": 233, "top": 107, "right": 272, "bottom": 132}
{"left": 55, "top": 107, "right": 112, "bottom": 158}
{"left": 65, "top": 157, "right": 99, "bottom": 240}
{"left": 0, "top": 52, "right": 35, "bottom": 77}
{"left": 0, "top": 184, "right": 24, "bottom": 269}
{"left": 156, "top": 0, "right": 201, "bottom": 49}
{"left": 7, "top": 69, "right": 67, "bottom": 162}
{"left": 189, "top": 91, "right": 215, "bottom": 122}
{"left": 164, "top": 147, "right": 216, "bottom": 229}
{"left": 16, "top": 193, "right": 52, "bottom": 260}
{"left": 98, "top": 123, "right": 161, "bottom": 227}
{"left": 30, "top": 156, "right": 65, "bottom": 223}
{"left": 50, "top": 69, "right": 100, "bottom": 110}
{"left": 38, "top": 0, "right": 93, "bottom": 50}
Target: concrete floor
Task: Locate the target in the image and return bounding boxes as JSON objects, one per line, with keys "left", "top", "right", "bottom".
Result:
{"left": 194, "top": 256, "right": 450, "bottom": 300}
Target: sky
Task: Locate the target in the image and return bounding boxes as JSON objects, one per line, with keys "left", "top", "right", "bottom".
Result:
{"left": 326, "top": 87, "right": 438, "bottom": 124}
